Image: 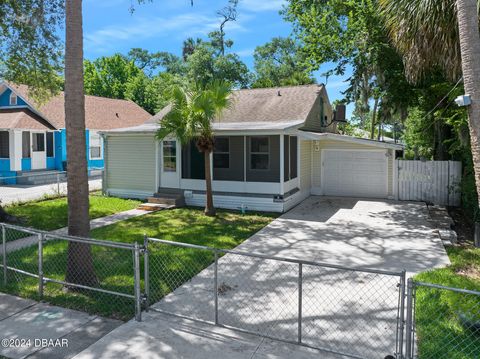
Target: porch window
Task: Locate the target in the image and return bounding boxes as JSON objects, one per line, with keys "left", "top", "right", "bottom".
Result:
{"left": 89, "top": 131, "right": 102, "bottom": 159}
{"left": 9, "top": 93, "right": 17, "bottom": 106}
{"left": 0, "top": 131, "right": 9, "bottom": 158}
{"left": 46, "top": 132, "right": 54, "bottom": 157}
{"left": 32, "top": 133, "right": 45, "bottom": 152}
{"left": 22, "top": 132, "right": 30, "bottom": 158}
{"left": 213, "top": 137, "right": 230, "bottom": 169}
{"left": 163, "top": 141, "right": 177, "bottom": 172}
{"left": 250, "top": 136, "right": 269, "bottom": 170}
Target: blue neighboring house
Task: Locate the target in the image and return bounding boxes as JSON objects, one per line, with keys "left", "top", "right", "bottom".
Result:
{"left": 0, "top": 81, "right": 151, "bottom": 184}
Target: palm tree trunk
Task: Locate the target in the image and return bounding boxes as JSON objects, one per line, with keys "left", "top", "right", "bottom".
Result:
{"left": 64, "top": 0, "right": 97, "bottom": 286}
{"left": 204, "top": 150, "right": 216, "bottom": 216}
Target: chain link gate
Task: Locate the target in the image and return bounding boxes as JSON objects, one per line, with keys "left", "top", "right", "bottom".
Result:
{"left": 405, "top": 279, "right": 480, "bottom": 359}
{"left": 144, "top": 237, "right": 406, "bottom": 359}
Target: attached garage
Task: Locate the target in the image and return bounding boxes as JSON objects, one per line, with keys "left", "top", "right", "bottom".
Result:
{"left": 322, "top": 150, "right": 388, "bottom": 198}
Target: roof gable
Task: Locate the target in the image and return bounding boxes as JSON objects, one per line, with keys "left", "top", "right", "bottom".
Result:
{"left": 0, "top": 87, "right": 28, "bottom": 108}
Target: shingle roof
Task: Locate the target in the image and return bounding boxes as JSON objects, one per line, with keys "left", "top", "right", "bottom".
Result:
{"left": 0, "top": 108, "right": 54, "bottom": 130}
{"left": 6, "top": 83, "right": 151, "bottom": 130}
{"left": 146, "top": 84, "right": 324, "bottom": 125}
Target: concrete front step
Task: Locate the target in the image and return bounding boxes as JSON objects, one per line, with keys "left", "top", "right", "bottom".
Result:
{"left": 137, "top": 203, "right": 175, "bottom": 212}
{"left": 148, "top": 193, "right": 185, "bottom": 207}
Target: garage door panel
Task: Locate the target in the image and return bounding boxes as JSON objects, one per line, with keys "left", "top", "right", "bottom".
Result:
{"left": 322, "top": 150, "right": 388, "bottom": 198}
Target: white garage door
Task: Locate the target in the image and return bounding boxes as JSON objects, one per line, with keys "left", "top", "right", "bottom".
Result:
{"left": 322, "top": 150, "right": 388, "bottom": 198}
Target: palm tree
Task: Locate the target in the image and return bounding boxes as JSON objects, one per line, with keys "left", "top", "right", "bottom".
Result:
{"left": 64, "top": 0, "right": 97, "bottom": 286}
{"left": 379, "top": 0, "right": 480, "bottom": 206}
{"left": 156, "top": 81, "right": 232, "bottom": 216}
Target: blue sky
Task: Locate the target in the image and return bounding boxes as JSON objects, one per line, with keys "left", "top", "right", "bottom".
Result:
{"left": 83, "top": 0, "right": 353, "bottom": 117}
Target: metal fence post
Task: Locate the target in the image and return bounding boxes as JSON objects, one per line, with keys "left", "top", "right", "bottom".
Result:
{"left": 133, "top": 242, "right": 142, "bottom": 322}
{"left": 405, "top": 278, "right": 414, "bottom": 359}
{"left": 397, "top": 271, "right": 406, "bottom": 359}
{"left": 214, "top": 249, "right": 219, "bottom": 325}
{"left": 143, "top": 234, "right": 150, "bottom": 311}
{"left": 298, "top": 263, "right": 303, "bottom": 344}
{"left": 2, "top": 224, "right": 6, "bottom": 286}
{"left": 38, "top": 233, "right": 44, "bottom": 298}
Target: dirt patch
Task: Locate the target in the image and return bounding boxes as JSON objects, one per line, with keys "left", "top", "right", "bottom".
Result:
{"left": 455, "top": 266, "right": 480, "bottom": 281}
{"left": 448, "top": 207, "right": 475, "bottom": 245}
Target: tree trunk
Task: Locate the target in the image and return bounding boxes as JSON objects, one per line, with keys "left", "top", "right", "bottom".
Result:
{"left": 204, "top": 150, "right": 216, "bottom": 216}
{"left": 64, "top": 0, "right": 97, "bottom": 286}
{"left": 457, "top": 0, "right": 480, "bottom": 209}
{"left": 370, "top": 97, "right": 378, "bottom": 139}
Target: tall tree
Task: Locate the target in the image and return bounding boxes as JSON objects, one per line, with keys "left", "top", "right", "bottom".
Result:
{"left": 64, "top": 0, "right": 97, "bottom": 285}
{"left": 283, "top": 0, "right": 412, "bottom": 130}
{"left": 379, "top": 0, "right": 480, "bottom": 211}
{"left": 213, "top": 0, "right": 239, "bottom": 56}
{"left": 156, "top": 81, "right": 232, "bottom": 216}
{"left": 252, "top": 37, "right": 315, "bottom": 88}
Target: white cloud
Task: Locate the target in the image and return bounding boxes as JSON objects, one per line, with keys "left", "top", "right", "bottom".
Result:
{"left": 239, "top": 0, "right": 287, "bottom": 13}
{"left": 85, "top": 13, "right": 244, "bottom": 52}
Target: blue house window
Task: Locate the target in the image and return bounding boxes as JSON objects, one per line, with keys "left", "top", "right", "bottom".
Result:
{"left": 0, "top": 131, "right": 9, "bottom": 158}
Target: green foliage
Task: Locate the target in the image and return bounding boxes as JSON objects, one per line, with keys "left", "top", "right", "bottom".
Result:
{"left": 0, "top": 1, "right": 64, "bottom": 102}
{"left": 252, "top": 37, "right": 315, "bottom": 88}
{"left": 156, "top": 81, "right": 232, "bottom": 148}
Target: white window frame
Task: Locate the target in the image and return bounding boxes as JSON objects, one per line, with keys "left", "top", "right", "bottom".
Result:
{"left": 89, "top": 131, "right": 103, "bottom": 160}
{"left": 9, "top": 92, "right": 17, "bottom": 106}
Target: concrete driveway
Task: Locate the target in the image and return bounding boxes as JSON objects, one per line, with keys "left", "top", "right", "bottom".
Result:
{"left": 75, "top": 197, "right": 449, "bottom": 359}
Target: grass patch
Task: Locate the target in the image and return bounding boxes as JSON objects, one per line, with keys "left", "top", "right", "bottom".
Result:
{"left": 1, "top": 208, "right": 276, "bottom": 320}
{"left": 4, "top": 193, "right": 141, "bottom": 231}
{"left": 414, "top": 246, "right": 480, "bottom": 359}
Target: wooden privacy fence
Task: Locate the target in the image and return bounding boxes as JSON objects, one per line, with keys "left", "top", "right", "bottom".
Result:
{"left": 396, "top": 160, "right": 462, "bottom": 206}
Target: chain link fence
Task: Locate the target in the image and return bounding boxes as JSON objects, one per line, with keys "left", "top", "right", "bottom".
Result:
{"left": 145, "top": 237, "right": 406, "bottom": 359}
{"left": 405, "top": 279, "right": 480, "bottom": 359}
{"left": 0, "top": 223, "right": 143, "bottom": 321}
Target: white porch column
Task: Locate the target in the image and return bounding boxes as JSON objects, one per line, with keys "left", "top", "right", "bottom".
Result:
{"left": 9, "top": 130, "right": 22, "bottom": 171}
{"left": 280, "top": 135, "right": 285, "bottom": 195}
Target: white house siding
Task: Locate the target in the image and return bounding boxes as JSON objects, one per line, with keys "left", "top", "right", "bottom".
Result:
{"left": 311, "top": 140, "right": 395, "bottom": 198}
{"left": 105, "top": 134, "right": 157, "bottom": 198}
{"left": 185, "top": 193, "right": 284, "bottom": 213}
{"left": 300, "top": 140, "right": 312, "bottom": 197}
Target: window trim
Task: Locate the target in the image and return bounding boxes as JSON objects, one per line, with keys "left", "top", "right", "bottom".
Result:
{"left": 213, "top": 136, "right": 230, "bottom": 169}
{"left": 89, "top": 131, "right": 103, "bottom": 160}
{"left": 162, "top": 140, "right": 177, "bottom": 173}
{"left": 32, "top": 133, "right": 45, "bottom": 153}
{"left": 9, "top": 92, "right": 17, "bottom": 106}
{"left": 249, "top": 136, "right": 270, "bottom": 171}
{"left": 22, "top": 131, "right": 31, "bottom": 159}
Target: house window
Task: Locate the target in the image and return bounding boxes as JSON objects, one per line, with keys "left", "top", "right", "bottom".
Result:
{"left": 0, "top": 131, "right": 9, "bottom": 158}
{"left": 9, "top": 93, "right": 17, "bottom": 106}
{"left": 213, "top": 137, "right": 230, "bottom": 169}
{"left": 46, "top": 132, "right": 54, "bottom": 157}
{"left": 163, "top": 141, "right": 176, "bottom": 172}
{"left": 250, "top": 136, "right": 269, "bottom": 170}
{"left": 89, "top": 131, "right": 102, "bottom": 159}
{"left": 22, "top": 132, "right": 30, "bottom": 158}
{"left": 32, "top": 133, "right": 45, "bottom": 152}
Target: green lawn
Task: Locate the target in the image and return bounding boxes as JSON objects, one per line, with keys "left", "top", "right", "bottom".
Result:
{"left": 5, "top": 193, "right": 141, "bottom": 231}
{"left": 413, "top": 246, "right": 480, "bottom": 359}
{"left": 1, "top": 208, "right": 276, "bottom": 320}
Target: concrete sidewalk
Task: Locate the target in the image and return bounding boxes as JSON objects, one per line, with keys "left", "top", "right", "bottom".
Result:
{"left": 0, "top": 293, "right": 121, "bottom": 359}
{"left": 73, "top": 311, "right": 346, "bottom": 359}
{"left": 0, "top": 179, "right": 102, "bottom": 206}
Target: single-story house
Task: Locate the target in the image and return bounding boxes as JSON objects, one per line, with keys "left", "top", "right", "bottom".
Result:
{"left": 0, "top": 81, "right": 151, "bottom": 184}
{"left": 101, "top": 84, "right": 404, "bottom": 212}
